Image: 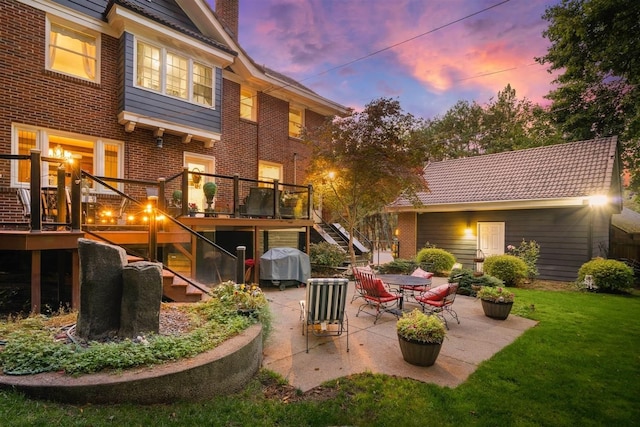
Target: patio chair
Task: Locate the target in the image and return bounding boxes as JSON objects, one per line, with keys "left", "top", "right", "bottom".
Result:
{"left": 301, "top": 278, "right": 349, "bottom": 353}
{"left": 355, "top": 270, "right": 403, "bottom": 324}
{"left": 351, "top": 265, "right": 372, "bottom": 303}
{"left": 414, "top": 282, "right": 460, "bottom": 329}
{"left": 400, "top": 267, "right": 434, "bottom": 301}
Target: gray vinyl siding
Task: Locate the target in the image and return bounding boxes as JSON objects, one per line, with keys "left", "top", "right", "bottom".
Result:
{"left": 51, "top": 0, "right": 108, "bottom": 20}
{"left": 416, "top": 207, "right": 611, "bottom": 282}
{"left": 120, "top": 32, "right": 222, "bottom": 133}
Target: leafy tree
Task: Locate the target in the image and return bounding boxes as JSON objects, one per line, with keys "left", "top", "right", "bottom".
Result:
{"left": 302, "top": 98, "right": 428, "bottom": 265}
{"left": 419, "top": 85, "right": 563, "bottom": 160}
{"left": 536, "top": 0, "right": 640, "bottom": 197}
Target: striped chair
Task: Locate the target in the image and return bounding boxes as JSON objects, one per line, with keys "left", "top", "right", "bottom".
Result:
{"left": 301, "top": 278, "right": 349, "bottom": 353}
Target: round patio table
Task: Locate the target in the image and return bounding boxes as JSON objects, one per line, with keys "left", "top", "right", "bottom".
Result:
{"left": 376, "top": 274, "right": 432, "bottom": 309}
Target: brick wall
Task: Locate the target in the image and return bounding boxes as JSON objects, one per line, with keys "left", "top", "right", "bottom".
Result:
{"left": 396, "top": 212, "right": 417, "bottom": 258}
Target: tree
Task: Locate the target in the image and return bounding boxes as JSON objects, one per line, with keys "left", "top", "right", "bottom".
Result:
{"left": 536, "top": 0, "right": 640, "bottom": 197}
{"left": 419, "top": 85, "right": 563, "bottom": 161}
{"left": 302, "top": 98, "right": 428, "bottom": 266}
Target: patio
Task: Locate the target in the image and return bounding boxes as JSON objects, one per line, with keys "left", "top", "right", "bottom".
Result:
{"left": 262, "top": 277, "right": 537, "bottom": 392}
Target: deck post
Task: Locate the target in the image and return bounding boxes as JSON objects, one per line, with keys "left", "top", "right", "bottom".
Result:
{"left": 29, "top": 150, "right": 42, "bottom": 232}
{"left": 71, "top": 158, "right": 81, "bottom": 231}
{"left": 233, "top": 174, "right": 240, "bottom": 218}
{"left": 236, "top": 246, "right": 246, "bottom": 284}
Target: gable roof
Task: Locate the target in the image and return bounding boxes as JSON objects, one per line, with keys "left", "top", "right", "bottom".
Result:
{"left": 389, "top": 137, "right": 621, "bottom": 212}
{"left": 612, "top": 208, "right": 640, "bottom": 234}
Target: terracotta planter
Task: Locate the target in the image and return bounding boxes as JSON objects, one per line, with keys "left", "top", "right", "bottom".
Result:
{"left": 481, "top": 299, "right": 513, "bottom": 320}
{"left": 397, "top": 334, "right": 443, "bottom": 367}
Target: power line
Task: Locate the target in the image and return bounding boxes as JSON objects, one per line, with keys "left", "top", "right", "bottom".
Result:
{"left": 263, "top": 0, "right": 512, "bottom": 95}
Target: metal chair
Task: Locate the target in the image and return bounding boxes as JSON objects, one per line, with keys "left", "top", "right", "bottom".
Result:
{"left": 351, "top": 266, "right": 372, "bottom": 303}
{"left": 415, "top": 282, "right": 460, "bottom": 329}
{"left": 355, "top": 270, "right": 403, "bottom": 324}
{"left": 301, "top": 278, "right": 349, "bottom": 353}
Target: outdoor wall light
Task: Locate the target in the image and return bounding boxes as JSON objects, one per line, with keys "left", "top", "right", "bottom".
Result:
{"left": 588, "top": 195, "right": 608, "bottom": 207}
{"left": 156, "top": 136, "right": 163, "bottom": 148}
{"left": 464, "top": 227, "right": 474, "bottom": 237}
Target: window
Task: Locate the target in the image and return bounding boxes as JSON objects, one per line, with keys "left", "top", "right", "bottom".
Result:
{"left": 193, "top": 63, "right": 213, "bottom": 106}
{"left": 258, "top": 161, "right": 282, "bottom": 187}
{"left": 289, "top": 107, "right": 303, "bottom": 138}
{"left": 166, "top": 52, "right": 188, "bottom": 99}
{"left": 47, "top": 21, "right": 99, "bottom": 82}
{"left": 11, "top": 125, "right": 123, "bottom": 191}
{"left": 240, "top": 87, "right": 256, "bottom": 121}
{"left": 136, "top": 40, "right": 214, "bottom": 107}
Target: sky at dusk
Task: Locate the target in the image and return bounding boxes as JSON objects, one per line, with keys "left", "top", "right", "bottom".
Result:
{"left": 210, "top": 0, "right": 562, "bottom": 120}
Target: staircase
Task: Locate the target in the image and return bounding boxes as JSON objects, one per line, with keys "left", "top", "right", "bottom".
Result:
{"left": 127, "top": 256, "right": 209, "bottom": 303}
{"left": 312, "top": 222, "right": 370, "bottom": 266}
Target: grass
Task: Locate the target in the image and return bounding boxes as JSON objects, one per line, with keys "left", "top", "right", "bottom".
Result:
{"left": 1, "top": 288, "right": 639, "bottom": 426}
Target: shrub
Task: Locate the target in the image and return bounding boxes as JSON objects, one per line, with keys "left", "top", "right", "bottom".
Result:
{"left": 377, "top": 258, "right": 433, "bottom": 274}
{"left": 415, "top": 248, "right": 455, "bottom": 276}
{"left": 483, "top": 255, "right": 528, "bottom": 286}
{"left": 309, "top": 242, "right": 346, "bottom": 268}
{"left": 449, "top": 268, "right": 503, "bottom": 296}
{"left": 577, "top": 258, "right": 634, "bottom": 292}
{"left": 507, "top": 239, "right": 540, "bottom": 279}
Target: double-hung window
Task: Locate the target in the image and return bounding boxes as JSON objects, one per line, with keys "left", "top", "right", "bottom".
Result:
{"left": 288, "top": 106, "right": 303, "bottom": 138}
{"left": 240, "top": 87, "right": 256, "bottom": 121}
{"left": 136, "top": 40, "right": 214, "bottom": 107}
{"left": 47, "top": 20, "right": 100, "bottom": 82}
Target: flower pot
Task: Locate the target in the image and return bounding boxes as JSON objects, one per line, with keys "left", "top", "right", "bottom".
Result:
{"left": 397, "top": 334, "right": 442, "bottom": 367}
{"left": 481, "top": 299, "right": 513, "bottom": 320}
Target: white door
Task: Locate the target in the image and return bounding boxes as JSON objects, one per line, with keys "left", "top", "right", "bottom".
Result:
{"left": 184, "top": 153, "right": 215, "bottom": 211}
{"left": 478, "top": 222, "right": 505, "bottom": 257}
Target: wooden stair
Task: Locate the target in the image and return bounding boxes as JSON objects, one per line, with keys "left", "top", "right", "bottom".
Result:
{"left": 126, "top": 255, "right": 207, "bottom": 303}
{"left": 162, "top": 270, "right": 209, "bottom": 303}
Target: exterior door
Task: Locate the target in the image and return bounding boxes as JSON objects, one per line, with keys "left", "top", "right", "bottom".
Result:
{"left": 478, "top": 222, "right": 505, "bottom": 257}
{"left": 184, "top": 153, "right": 215, "bottom": 211}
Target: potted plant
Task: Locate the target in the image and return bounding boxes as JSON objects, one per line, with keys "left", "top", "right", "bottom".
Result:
{"left": 187, "top": 202, "right": 198, "bottom": 217}
{"left": 477, "top": 286, "right": 515, "bottom": 320}
{"left": 171, "top": 190, "right": 182, "bottom": 207}
{"left": 203, "top": 181, "right": 217, "bottom": 215}
{"left": 396, "top": 309, "right": 446, "bottom": 366}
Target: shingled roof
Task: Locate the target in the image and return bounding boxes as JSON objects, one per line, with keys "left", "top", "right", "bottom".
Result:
{"left": 389, "top": 137, "right": 620, "bottom": 211}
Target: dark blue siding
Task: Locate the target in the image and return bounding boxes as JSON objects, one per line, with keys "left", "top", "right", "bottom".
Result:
{"left": 51, "top": 0, "right": 202, "bottom": 34}
{"left": 51, "top": 0, "right": 108, "bottom": 20}
{"left": 121, "top": 32, "right": 222, "bottom": 133}
{"left": 416, "top": 207, "right": 610, "bottom": 282}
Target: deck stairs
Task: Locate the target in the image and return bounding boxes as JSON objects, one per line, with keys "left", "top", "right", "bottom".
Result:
{"left": 127, "top": 256, "right": 209, "bottom": 303}
{"left": 312, "top": 222, "right": 370, "bottom": 266}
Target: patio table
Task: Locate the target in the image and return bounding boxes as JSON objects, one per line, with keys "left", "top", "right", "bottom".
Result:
{"left": 376, "top": 274, "right": 432, "bottom": 309}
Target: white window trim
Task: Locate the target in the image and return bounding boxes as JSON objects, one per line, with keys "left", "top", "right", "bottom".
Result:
{"left": 45, "top": 16, "right": 101, "bottom": 84}
{"left": 134, "top": 37, "right": 216, "bottom": 109}
{"left": 240, "top": 86, "right": 257, "bottom": 121}
{"left": 289, "top": 105, "right": 305, "bottom": 138}
{"left": 11, "top": 124, "right": 123, "bottom": 193}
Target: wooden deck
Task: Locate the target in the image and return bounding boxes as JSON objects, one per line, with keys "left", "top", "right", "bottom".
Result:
{"left": 0, "top": 216, "right": 313, "bottom": 313}
{"left": 0, "top": 230, "right": 84, "bottom": 313}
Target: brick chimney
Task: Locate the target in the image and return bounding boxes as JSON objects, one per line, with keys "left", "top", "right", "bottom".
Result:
{"left": 216, "top": 0, "right": 239, "bottom": 41}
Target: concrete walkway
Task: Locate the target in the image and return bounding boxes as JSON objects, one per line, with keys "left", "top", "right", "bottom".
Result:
{"left": 262, "top": 277, "right": 537, "bottom": 392}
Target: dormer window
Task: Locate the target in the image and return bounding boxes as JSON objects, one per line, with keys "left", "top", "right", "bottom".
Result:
{"left": 47, "top": 20, "right": 100, "bottom": 82}
{"left": 135, "top": 40, "right": 214, "bottom": 107}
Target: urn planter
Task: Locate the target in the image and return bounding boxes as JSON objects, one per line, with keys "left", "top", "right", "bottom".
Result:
{"left": 481, "top": 299, "right": 513, "bottom": 320}
{"left": 397, "top": 334, "right": 443, "bottom": 367}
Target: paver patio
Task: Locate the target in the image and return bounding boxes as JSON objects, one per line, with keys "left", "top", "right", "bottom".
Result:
{"left": 262, "top": 277, "right": 537, "bottom": 392}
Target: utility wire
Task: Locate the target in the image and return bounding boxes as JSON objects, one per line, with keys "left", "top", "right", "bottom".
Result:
{"left": 263, "top": 0, "right": 512, "bottom": 95}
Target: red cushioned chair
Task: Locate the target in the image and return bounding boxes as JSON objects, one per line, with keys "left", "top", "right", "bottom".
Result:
{"left": 355, "top": 270, "right": 403, "bottom": 324}
{"left": 351, "top": 266, "right": 372, "bottom": 303}
{"left": 415, "top": 282, "right": 460, "bottom": 329}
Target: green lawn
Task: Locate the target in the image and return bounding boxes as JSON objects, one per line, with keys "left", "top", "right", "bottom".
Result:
{"left": 1, "top": 288, "right": 638, "bottom": 426}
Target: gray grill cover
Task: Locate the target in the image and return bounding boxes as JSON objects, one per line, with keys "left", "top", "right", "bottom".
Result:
{"left": 260, "top": 248, "right": 311, "bottom": 283}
